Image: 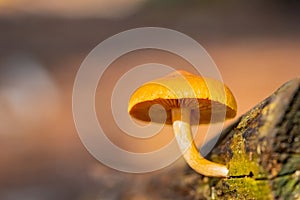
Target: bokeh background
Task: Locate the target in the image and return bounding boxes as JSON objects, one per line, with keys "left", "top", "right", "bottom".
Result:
{"left": 0, "top": 0, "right": 299, "bottom": 199}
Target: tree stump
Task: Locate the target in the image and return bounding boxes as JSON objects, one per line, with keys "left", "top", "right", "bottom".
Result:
{"left": 173, "top": 78, "right": 300, "bottom": 199}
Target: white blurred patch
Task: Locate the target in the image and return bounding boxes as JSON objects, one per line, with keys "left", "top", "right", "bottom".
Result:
{"left": 0, "top": 54, "right": 61, "bottom": 130}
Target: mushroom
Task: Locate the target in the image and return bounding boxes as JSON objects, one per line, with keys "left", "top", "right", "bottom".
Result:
{"left": 128, "top": 70, "right": 237, "bottom": 177}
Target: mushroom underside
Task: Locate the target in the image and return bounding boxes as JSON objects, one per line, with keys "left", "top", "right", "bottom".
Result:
{"left": 129, "top": 98, "right": 236, "bottom": 125}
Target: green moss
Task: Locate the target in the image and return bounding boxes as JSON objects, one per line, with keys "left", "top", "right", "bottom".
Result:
{"left": 220, "top": 178, "right": 270, "bottom": 199}
{"left": 215, "top": 133, "right": 272, "bottom": 199}
{"left": 228, "top": 133, "right": 260, "bottom": 177}
{"left": 273, "top": 172, "right": 300, "bottom": 199}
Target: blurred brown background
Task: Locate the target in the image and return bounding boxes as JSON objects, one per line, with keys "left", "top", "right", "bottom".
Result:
{"left": 0, "top": 0, "right": 299, "bottom": 199}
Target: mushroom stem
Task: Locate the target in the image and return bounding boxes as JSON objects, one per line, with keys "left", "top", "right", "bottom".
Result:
{"left": 171, "top": 108, "right": 229, "bottom": 177}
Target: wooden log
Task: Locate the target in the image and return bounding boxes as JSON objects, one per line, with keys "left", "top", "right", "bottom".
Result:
{"left": 172, "top": 78, "right": 300, "bottom": 199}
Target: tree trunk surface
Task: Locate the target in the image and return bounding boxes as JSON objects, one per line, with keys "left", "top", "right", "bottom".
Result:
{"left": 170, "top": 78, "right": 300, "bottom": 199}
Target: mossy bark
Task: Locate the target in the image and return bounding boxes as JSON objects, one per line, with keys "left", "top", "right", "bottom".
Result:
{"left": 173, "top": 78, "right": 300, "bottom": 199}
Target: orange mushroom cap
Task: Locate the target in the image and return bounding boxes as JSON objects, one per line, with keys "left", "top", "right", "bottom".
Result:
{"left": 128, "top": 70, "right": 237, "bottom": 125}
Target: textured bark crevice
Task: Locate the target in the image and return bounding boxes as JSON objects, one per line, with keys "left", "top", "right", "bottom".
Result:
{"left": 171, "top": 78, "right": 300, "bottom": 200}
